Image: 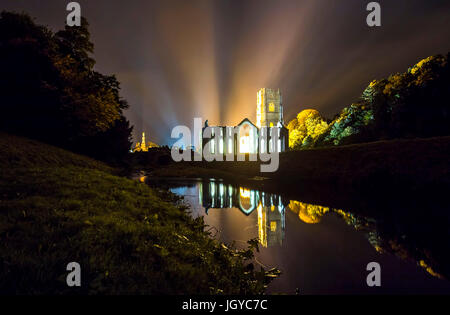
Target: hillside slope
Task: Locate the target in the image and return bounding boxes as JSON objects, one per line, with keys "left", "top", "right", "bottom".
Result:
{"left": 0, "top": 133, "right": 273, "bottom": 294}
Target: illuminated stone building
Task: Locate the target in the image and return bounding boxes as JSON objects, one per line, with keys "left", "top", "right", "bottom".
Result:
{"left": 256, "top": 88, "right": 284, "bottom": 128}
{"left": 202, "top": 88, "right": 289, "bottom": 155}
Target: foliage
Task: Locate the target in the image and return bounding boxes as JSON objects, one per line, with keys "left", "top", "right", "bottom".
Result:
{"left": 0, "top": 11, "right": 132, "bottom": 161}
{"left": 287, "top": 109, "right": 328, "bottom": 150}
{"left": 362, "top": 53, "right": 450, "bottom": 139}
{"left": 0, "top": 133, "right": 278, "bottom": 294}
{"left": 288, "top": 201, "right": 330, "bottom": 224}
{"left": 288, "top": 53, "right": 450, "bottom": 149}
{"left": 319, "top": 103, "right": 375, "bottom": 146}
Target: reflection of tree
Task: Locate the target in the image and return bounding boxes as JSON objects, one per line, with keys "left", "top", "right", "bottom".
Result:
{"left": 419, "top": 260, "right": 442, "bottom": 279}
{"left": 288, "top": 200, "right": 330, "bottom": 224}
{"left": 201, "top": 182, "right": 447, "bottom": 280}
{"left": 289, "top": 199, "right": 445, "bottom": 280}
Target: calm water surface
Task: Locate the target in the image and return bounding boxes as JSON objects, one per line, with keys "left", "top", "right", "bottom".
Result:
{"left": 150, "top": 178, "right": 450, "bottom": 294}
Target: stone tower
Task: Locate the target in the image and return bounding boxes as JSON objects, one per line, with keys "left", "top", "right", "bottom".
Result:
{"left": 256, "top": 88, "right": 284, "bottom": 128}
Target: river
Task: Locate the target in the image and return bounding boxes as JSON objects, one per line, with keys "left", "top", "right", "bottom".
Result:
{"left": 145, "top": 177, "right": 450, "bottom": 294}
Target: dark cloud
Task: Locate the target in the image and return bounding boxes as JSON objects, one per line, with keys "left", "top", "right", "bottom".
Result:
{"left": 1, "top": 0, "right": 449, "bottom": 144}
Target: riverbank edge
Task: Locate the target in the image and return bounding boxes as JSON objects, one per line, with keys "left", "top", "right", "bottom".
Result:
{"left": 146, "top": 136, "right": 450, "bottom": 212}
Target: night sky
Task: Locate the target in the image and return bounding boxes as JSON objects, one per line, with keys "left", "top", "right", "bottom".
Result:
{"left": 1, "top": 0, "right": 449, "bottom": 145}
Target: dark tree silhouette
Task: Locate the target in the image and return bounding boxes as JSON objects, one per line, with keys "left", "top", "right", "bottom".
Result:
{"left": 0, "top": 11, "right": 132, "bottom": 162}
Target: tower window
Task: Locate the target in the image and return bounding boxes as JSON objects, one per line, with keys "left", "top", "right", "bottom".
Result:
{"left": 270, "top": 221, "right": 277, "bottom": 232}
{"left": 268, "top": 103, "right": 275, "bottom": 112}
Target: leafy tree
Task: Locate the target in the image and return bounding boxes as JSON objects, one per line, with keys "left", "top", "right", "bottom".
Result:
{"left": 289, "top": 53, "right": 450, "bottom": 149}
{"left": 287, "top": 109, "right": 328, "bottom": 150}
{"left": 0, "top": 11, "right": 132, "bottom": 161}
{"left": 320, "top": 103, "right": 375, "bottom": 146}
{"left": 69, "top": 116, "right": 133, "bottom": 163}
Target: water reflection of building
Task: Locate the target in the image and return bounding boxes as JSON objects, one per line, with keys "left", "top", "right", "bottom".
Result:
{"left": 199, "top": 181, "right": 286, "bottom": 247}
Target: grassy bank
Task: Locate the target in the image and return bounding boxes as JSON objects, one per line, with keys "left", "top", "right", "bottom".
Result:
{"left": 0, "top": 133, "right": 276, "bottom": 294}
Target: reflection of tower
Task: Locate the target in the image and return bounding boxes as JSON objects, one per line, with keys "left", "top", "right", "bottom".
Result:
{"left": 257, "top": 194, "right": 285, "bottom": 247}
{"left": 256, "top": 88, "right": 284, "bottom": 128}
{"left": 266, "top": 203, "right": 284, "bottom": 247}
{"left": 257, "top": 203, "right": 267, "bottom": 247}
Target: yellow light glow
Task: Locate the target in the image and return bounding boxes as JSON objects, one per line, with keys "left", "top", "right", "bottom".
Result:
{"left": 240, "top": 188, "right": 250, "bottom": 198}
{"left": 240, "top": 136, "right": 250, "bottom": 153}
{"left": 141, "top": 132, "right": 148, "bottom": 152}
{"left": 257, "top": 89, "right": 264, "bottom": 128}
{"left": 270, "top": 221, "right": 277, "bottom": 232}
{"left": 419, "top": 260, "right": 443, "bottom": 279}
{"left": 269, "top": 103, "right": 275, "bottom": 112}
{"left": 257, "top": 203, "right": 267, "bottom": 248}
{"left": 288, "top": 200, "right": 330, "bottom": 224}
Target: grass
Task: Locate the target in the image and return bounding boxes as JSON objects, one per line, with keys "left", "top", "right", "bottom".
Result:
{"left": 0, "top": 133, "right": 277, "bottom": 294}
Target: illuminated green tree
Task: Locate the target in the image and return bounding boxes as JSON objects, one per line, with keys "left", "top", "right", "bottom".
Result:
{"left": 287, "top": 109, "right": 328, "bottom": 149}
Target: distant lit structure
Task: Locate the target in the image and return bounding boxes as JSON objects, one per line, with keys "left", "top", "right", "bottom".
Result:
{"left": 133, "top": 132, "right": 159, "bottom": 152}
{"left": 202, "top": 88, "right": 289, "bottom": 155}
